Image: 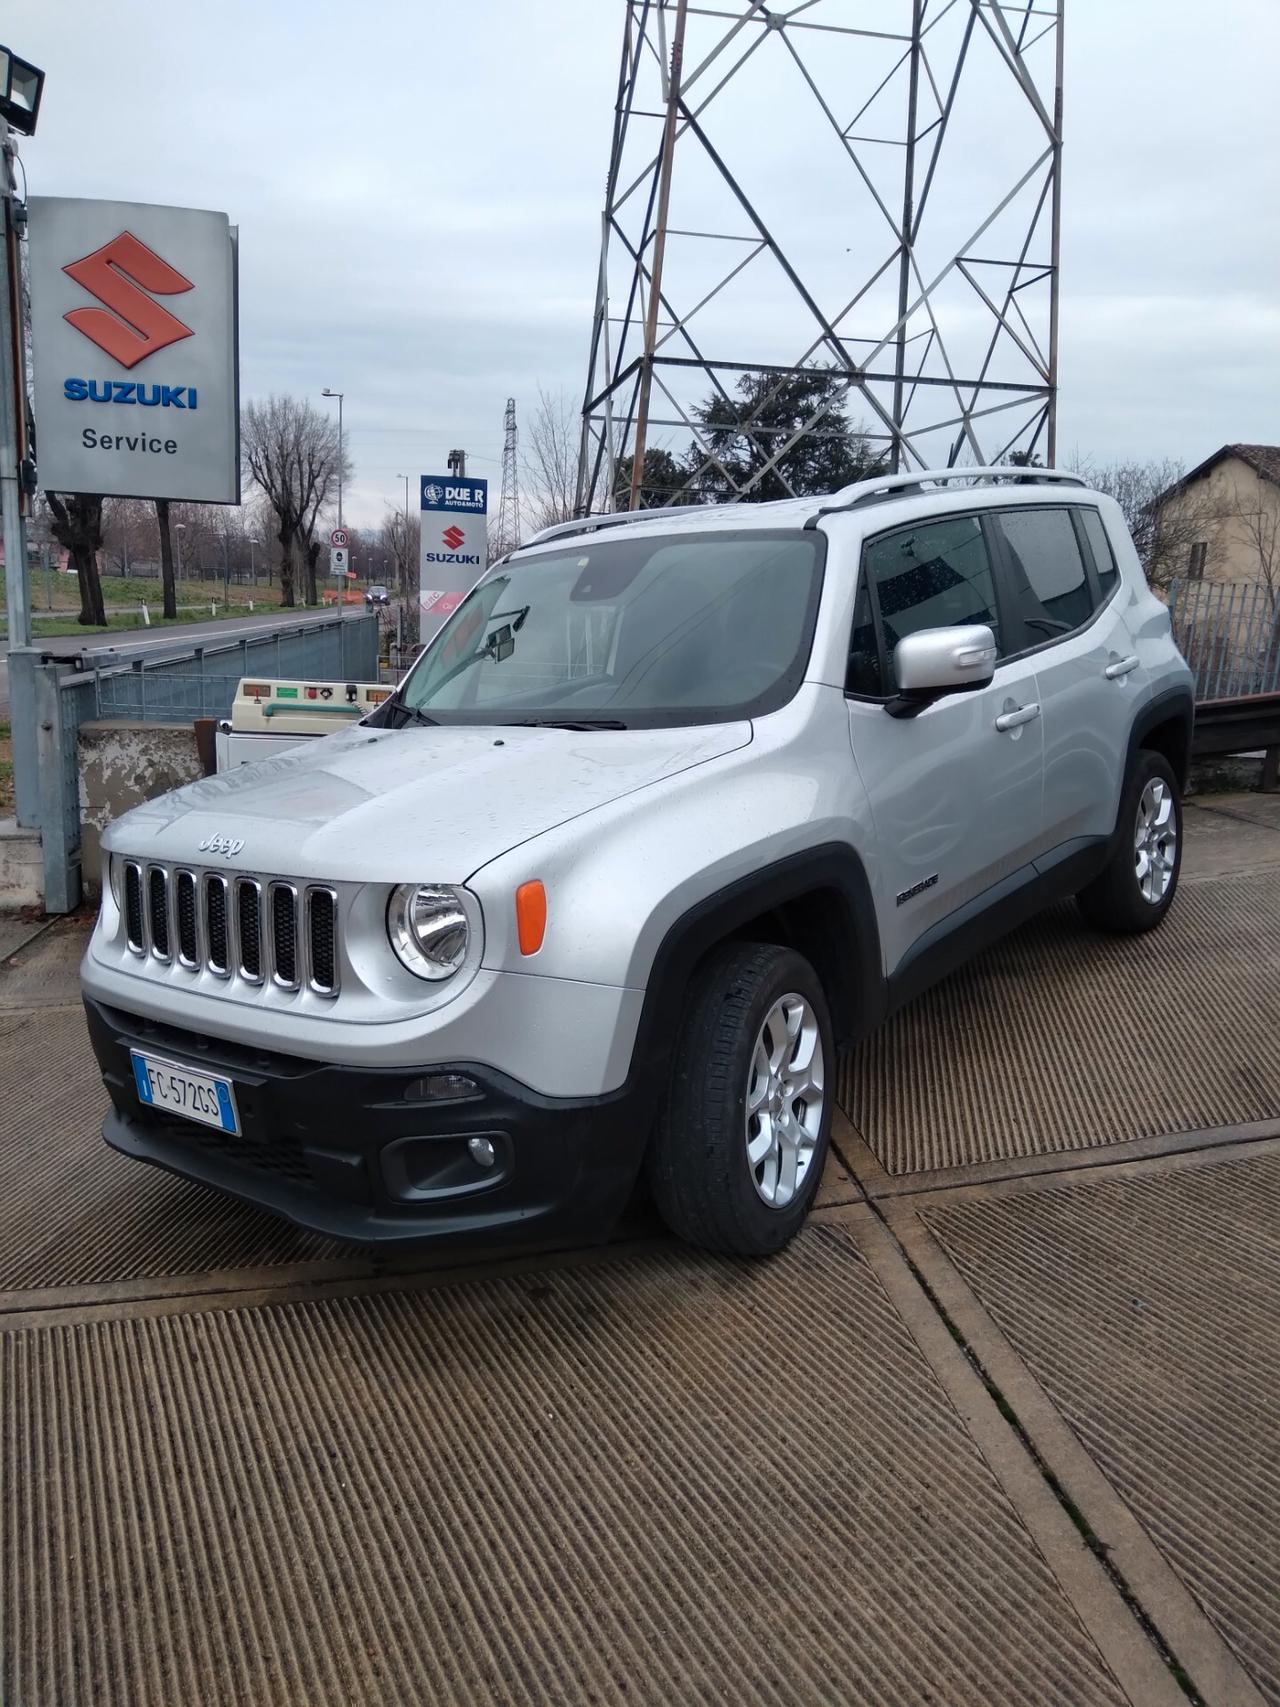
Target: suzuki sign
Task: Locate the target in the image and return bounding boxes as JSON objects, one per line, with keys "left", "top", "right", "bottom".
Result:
{"left": 28, "top": 197, "right": 239, "bottom": 503}
{"left": 419, "top": 475, "right": 487, "bottom": 636}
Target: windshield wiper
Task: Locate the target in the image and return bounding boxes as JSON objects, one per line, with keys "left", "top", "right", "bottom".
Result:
{"left": 503, "top": 717, "right": 629, "bottom": 731}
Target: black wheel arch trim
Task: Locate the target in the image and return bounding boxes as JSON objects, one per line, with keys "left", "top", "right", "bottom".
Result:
{"left": 1126, "top": 684, "right": 1195, "bottom": 792}
{"left": 625, "top": 843, "right": 885, "bottom": 1097}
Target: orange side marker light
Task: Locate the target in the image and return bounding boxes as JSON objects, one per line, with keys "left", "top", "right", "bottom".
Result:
{"left": 516, "top": 881, "right": 547, "bottom": 956}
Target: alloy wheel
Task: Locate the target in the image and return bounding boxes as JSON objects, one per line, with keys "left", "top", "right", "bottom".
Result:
{"left": 1134, "top": 777, "right": 1177, "bottom": 903}
{"left": 745, "top": 992, "right": 825, "bottom": 1208}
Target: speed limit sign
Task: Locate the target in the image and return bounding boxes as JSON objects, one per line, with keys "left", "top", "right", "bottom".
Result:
{"left": 330, "top": 527, "right": 349, "bottom": 549}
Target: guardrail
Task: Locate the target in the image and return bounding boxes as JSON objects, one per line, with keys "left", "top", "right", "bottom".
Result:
{"left": 33, "top": 612, "right": 379, "bottom": 914}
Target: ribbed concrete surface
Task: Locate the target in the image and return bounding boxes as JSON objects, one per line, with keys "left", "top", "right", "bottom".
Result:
{"left": 0, "top": 1006, "right": 340, "bottom": 1294}
{"left": 924, "top": 1152, "right": 1280, "bottom": 1704}
{"left": 841, "top": 870, "right": 1280, "bottom": 1174}
{"left": 2, "top": 1223, "right": 1129, "bottom": 1707}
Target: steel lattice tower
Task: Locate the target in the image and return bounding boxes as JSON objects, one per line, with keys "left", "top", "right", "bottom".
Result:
{"left": 576, "top": 0, "right": 1064, "bottom": 513}
{"left": 496, "top": 396, "right": 521, "bottom": 550}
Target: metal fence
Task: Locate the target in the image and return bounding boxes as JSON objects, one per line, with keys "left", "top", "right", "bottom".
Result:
{"left": 34, "top": 613, "right": 379, "bottom": 914}
{"left": 1167, "top": 578, "right": 1280, "bottom": 703}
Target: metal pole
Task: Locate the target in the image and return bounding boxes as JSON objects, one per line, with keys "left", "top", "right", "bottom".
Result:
{"left": 337, "top": 393, "right": 343, "bottom": 529}
{"left": 628, "top": 0, "right": 688, "bottom": 513}
{"left": 402, "top": 473, "right": 411, "bottom": 615}
{"left": 1046, "top": 0, "right": 1064, "bottom": 466}
{"left": 890, "top": 0, "right": 923, "bottom": 476}
{"left": 0, "top": 118, "right": 39, "bottom": 829}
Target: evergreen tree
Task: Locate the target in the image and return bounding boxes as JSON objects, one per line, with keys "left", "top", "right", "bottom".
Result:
{"left": 612, "top": 447, "right": 698, "bottom": 510}
{"left": 683, "top": 370, "right": 885, "bottom": 503}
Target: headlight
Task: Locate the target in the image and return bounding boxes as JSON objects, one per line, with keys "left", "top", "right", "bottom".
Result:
{"left": 108, "top": 853, "right": 123, "bottom": 909}
{"left": 387, "top": 884, "right": 471, "bottom": 981}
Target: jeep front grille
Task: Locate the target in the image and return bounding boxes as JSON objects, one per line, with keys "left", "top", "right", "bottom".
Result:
{"left": 124, "top": 863, "right": 145, "bottom": 952}
{"left": 237, "top": 880, "right": 263, "bottom": 982}
{"left": 270, "top": 883, "right": 300, "bottom": 990}
{"left": 121, "top": 861, "right": 339, "bottom": 997}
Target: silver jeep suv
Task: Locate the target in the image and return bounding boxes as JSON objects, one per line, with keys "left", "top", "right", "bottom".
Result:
{"left": 82, "top": 467, "right": 1193, "bottom": 1256}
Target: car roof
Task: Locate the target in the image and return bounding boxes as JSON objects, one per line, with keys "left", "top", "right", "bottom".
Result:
{"left": 510, "top": 467, "right": 1107, "bottom": 561}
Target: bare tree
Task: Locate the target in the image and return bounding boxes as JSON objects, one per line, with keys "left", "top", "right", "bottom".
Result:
{"left": 45, "top": 492, "right": 106, "bottom": 625}
{"left": 523, "top": 386, "right": 578, "bottom": 532}
{"left": 154, "top": 498, "right": 178, "bottom": 617}
{"left": 100, "top": 497, "right": 156, "bottom": 577}
{"left": 380, "top": 504, "right": 420, "bottom": 603}
{"left": 241, "top": 395, "right": 350, "bottom": 607}
{"left": 1069, "top": 456, "right": 1224, "bottom": 594}
{"left": 1223, "top": 487, "right": 1280, "bottom": 609}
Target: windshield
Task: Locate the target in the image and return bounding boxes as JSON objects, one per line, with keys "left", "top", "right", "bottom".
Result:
{"left": 395, "top": 529, "right": 824, "bottom": 728}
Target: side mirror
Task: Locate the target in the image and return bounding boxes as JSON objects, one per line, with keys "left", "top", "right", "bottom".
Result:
{"left": 887, "top": 624, "right": 997, "bottom": 718}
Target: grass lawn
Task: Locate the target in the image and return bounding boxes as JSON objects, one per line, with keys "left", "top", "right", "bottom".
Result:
{"left": 2, "top": 568, "right": 295, "bottom": 638}
{"left": 29, "top": 607, "right": 262, "bottom": 638}
{"left": 0, "top": 723, "right": 12, "bottom": 815}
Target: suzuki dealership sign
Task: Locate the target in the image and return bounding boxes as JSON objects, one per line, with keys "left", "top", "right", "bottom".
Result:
{"left": 28, "top": 198, "right": 239, "bottom": 502}
{"left": 420, "top": 475, "right": 487, "bottom": 634}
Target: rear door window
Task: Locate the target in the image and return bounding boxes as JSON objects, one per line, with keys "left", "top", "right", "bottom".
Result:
{"left": 991, "top": 508, "right": 1095, "bottom": 652}
{"left": 856, "top": 514, "right": 1001, "bottom": 692}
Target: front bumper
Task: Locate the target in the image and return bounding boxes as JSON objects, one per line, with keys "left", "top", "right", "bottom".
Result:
{"left": 85, "top": 997, "right": 653, "bottom": 1248}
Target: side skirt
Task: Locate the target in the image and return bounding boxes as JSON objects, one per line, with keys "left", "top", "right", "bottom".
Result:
{"left": 886, "top": 837, "right": 1110, "bottom": 1015}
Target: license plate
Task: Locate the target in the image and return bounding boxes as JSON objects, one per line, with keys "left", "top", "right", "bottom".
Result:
{"left": 130, "top": 1050, "right": 240, "bottom": 1136}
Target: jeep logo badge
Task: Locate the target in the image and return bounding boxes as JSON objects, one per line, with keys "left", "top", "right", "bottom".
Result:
{"left": 198, "top": 833, "right": 245, "bottom": 858}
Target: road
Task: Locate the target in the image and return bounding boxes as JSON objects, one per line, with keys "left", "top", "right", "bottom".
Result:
{"left": 0, "top": 604, "right": 366, "bottom": 714}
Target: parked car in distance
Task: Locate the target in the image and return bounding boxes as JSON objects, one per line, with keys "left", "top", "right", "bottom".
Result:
{"left": 365, "top": 584, "right": 389, "bottom": 606}
{"left": 83, "top": 467, "right": 1193, "bottom": 1258}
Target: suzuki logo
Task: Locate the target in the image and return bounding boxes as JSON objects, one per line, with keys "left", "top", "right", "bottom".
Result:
{"left": 442, "top": 525, "right": 465, "bottom": 551}
{"left": 62, "top": 232, "right": 195, "bottom": 370}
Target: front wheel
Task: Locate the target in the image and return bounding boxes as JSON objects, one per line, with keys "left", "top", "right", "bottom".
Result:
{"left": 1076, "top": 749, "right": 1182, "bottom": 933}
{"left": 647, "top": 942, "right": 833, "bottom": 1256}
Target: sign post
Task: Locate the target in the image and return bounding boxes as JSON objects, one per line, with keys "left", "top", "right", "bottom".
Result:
{"left": 419, "top": 475, "right": 488, "bottom": 640}
{"left": 27, "top": 197, "right": 240, "bottom": 502}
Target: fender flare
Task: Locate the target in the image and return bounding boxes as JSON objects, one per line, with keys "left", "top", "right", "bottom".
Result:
{"left": 1126, "top": 685, "right": 1195, "bottom": 790}
{"left": 623, "top": 842, "right": 885, "bottom": 1106}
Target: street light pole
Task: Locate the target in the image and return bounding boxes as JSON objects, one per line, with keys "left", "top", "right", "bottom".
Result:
{"left": 0, "top": 114, "right": 36, "bottom": 827}
{"left": 249, "top": 535, "right": 260, "bottom": 583}
{"left": 396, "top": 471, "right": 412, "bottom": 591}
{"left": 322, "top": 387, "right": 344, "bottom": 529}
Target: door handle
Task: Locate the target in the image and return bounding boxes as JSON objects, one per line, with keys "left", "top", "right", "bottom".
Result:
{"left": 1104, "top": 655, "right": 1139, "bottom": 679}
{"left": 994, "top": 702, "right": 1041, "bottom": 733}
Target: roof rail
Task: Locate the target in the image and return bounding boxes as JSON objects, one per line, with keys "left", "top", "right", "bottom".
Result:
{"left": 518, "top": 502, "right": 735, "bottom": 550}
{"left": 802, "top": 465, "right": 1087, "bottom": 529}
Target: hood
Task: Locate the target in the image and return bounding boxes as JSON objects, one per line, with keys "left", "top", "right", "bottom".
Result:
{"left": 104, "top": 720, "right": 752, "bottom": 882}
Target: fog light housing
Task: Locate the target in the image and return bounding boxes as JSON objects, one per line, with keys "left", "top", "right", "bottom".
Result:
{"left": 468, "top": 1136, "right": 497, "bottom": 1169}
{"left": 403, "top": 1073, "right": 480, "bottom": 1103}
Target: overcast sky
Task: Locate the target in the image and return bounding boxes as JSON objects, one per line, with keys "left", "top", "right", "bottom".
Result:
{"left": 10, "top": 0, "right": 1279, "bottom": 526}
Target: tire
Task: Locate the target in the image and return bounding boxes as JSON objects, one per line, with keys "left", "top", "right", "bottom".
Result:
{"left": 647, "top": 941, "right": 833, "bottom": 1256}
{"left": 1076, "top": 748, "right": 1182, "bottom": 934}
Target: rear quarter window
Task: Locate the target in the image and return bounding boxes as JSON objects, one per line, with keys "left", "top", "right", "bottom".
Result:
{"left": 1079, "top": 508, "right": 1120, "bottom": 597}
